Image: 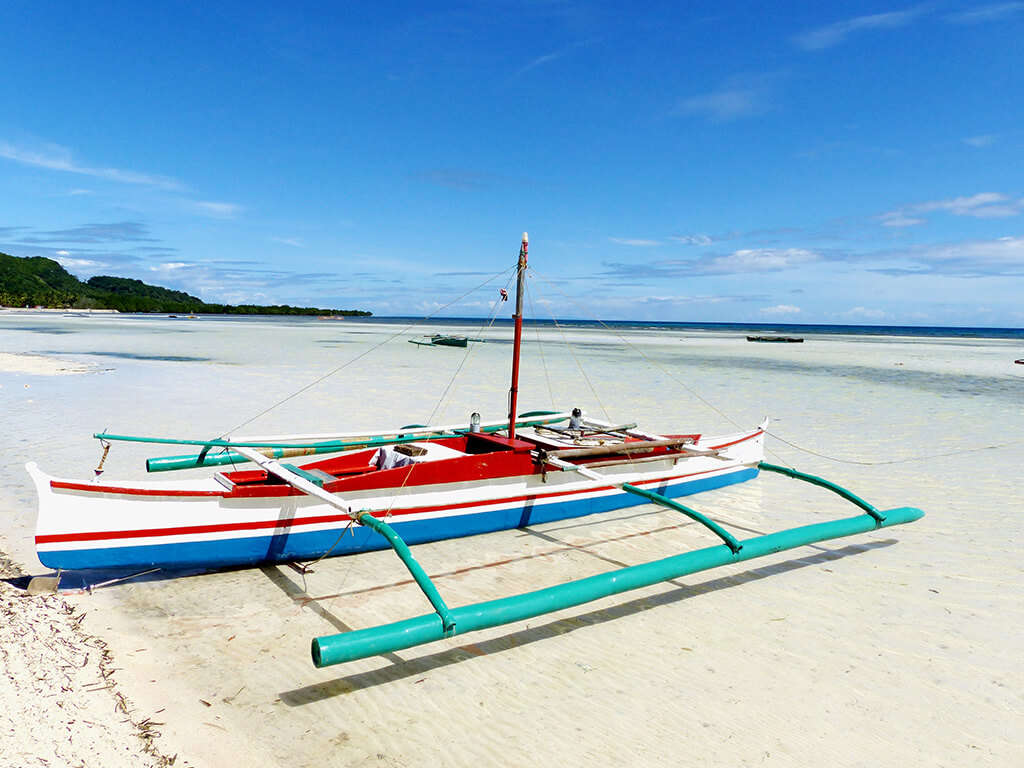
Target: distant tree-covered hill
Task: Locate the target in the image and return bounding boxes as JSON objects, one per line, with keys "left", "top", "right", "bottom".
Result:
{"left": 0, "top": 252, "right": 371, "bottom": 316}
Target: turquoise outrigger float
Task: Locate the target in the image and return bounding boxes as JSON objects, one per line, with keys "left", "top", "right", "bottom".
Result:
{"left": 311, "top": 461, "right": 923, "bottom": 667}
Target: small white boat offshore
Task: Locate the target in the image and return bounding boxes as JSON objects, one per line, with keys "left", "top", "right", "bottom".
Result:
{"left": 26, "top": 233, "right": 923, "bottom": 667}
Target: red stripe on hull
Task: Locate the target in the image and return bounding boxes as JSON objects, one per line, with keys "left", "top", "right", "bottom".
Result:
{"left": 37, "top": 464, "right": 750, "bottom": 546}
{"left": 50, "top": 481, "right": 225, "bottom": 497}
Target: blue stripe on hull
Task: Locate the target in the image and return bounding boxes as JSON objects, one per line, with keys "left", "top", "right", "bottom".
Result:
{"left": 40, "top": 467, "right": 759, "bottom": 572}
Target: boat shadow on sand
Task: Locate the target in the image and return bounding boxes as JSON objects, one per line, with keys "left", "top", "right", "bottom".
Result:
{"left": 276, "top": 536, "right": 900, "bottom": 701}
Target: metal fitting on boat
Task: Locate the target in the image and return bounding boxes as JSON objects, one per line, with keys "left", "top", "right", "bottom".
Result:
{"left": 569, "top": 408, "right": 582, "bottom": 431}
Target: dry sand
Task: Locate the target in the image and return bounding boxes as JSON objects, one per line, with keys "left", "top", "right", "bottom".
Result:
{"left": 0, "top": 352, "right": 99, "bottom": 376}
{"left": 1, "top": 327, "right": 1022, "bottom": 767}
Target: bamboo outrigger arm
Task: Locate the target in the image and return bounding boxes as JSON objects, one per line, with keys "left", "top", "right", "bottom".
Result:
{"left": 310, "top": 462, "right": 924, "bottom": 668}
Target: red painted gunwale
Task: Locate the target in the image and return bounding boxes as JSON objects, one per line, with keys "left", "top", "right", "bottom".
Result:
{"left": 48, "top": 430, "right": 762, "bottom": 501}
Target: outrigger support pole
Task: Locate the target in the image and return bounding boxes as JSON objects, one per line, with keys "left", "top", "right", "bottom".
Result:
{"left": 311, "top": 480, "right": 924, "bottom": 668}
{"left": 619, "top": 483, "right": 742, "bottom": 553}
{"left": 757, "top": 462, "right": 886, "bottom": 523}
{"left": 231, "top": 446, "right": 458, "bottom": 634}
{"left": 356, "top": 512, "right": 456, "bottom": 635}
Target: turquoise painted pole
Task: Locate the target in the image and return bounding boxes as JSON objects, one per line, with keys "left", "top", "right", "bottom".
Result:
{"left": 311, "top": 505, "right": 924, "bottom": 667}
{"left": 758, "top": 462, "right": 884, "bottom": 521}
{"left": 142, "top": 415, "right": 568, "bottom": 473}
{"left": 356, "top": 513, "right": 456, "bottom": 633}
{"left": 620, "top": 483, "right": 742, "bottom": 553}
{"left": 144, "top": 435, "right": 448, "bottom": 473}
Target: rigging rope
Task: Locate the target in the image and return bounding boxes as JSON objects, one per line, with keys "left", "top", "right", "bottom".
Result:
{"left": 764, "top": 431, "right": 1024, "bottom": 466}
{"left": 528, "top": 268, "right": 742, "bottom": 430}
{"left": 526, "top": 268, "right": 1019, "bottom": 468}
{"left": 424, "top": 268, "right": 517, "bottom": 427}
{"left": 524, "top": 277, "right": 557, "bottom": 410}
{"left": 218, "top": 265, "right": 517, "bottom": 439}
{"left": 526, "top": 272, "right": 613, "bottom": 424}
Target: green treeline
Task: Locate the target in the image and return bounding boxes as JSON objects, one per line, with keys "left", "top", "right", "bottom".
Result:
{"left": 0, "top": 253, "right": 371, "bottom": 316}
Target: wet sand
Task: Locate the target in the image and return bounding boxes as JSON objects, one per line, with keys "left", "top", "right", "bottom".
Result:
{"left": 1, "top": 314, "right": 1021, "bottom": 767}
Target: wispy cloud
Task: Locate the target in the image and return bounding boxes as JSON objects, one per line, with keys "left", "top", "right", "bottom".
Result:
{"left": 669, "top": 234, "right": 714, "bottom": 246}
{"left": 699, "top": 248, "right": 820, "bottom": 274}
{"left": 17, "top": 221, "right": 157, "bottom": 244}
{"left": 795, "top": 8, "right": 925, "bottom": 50}
{"left": 516, "top": 51, "right": 565, "bottom": 76}
{"left": 946, "top": 2, "right": 1024, "bottom": 24}
{"left": 879, "top": 211, "right": 927, "bottom": 227}
{"left": 868, "top": 236, "right": 1024, "bottom": 277}
{"left": 602, "top": 247, "right": 821, "bottom": 279}
{"left": 54, "top": 255, "right": 104, "bottom": 270}
{"left": 271, "top": 236, "right": 304, "bottom": 248}
{"left": 760, "top": 304, "right": 801, "bottom": 315}
{"left": 0, "top": 140, "right": 183, "bottom": 190}
{"left": 150, "top": 262, "right": 192, "bottom": 272}
{"left": 609, "top": 237, "right": 661, "bottom": 247}
{"left": 962, "top": 134, "right": 997, "bottom": 148}
{"left": 840, "top": 306, "right": 888, "bottom": 320}
{"left": 191, "top": 201, "right": 243, "bottom": 219}
{"left": 514, "top": 39, "right": 597, "bottom": 77}
{"left": 675, "top": 74, "right": 779, "bottom": 122}
{"left": 880, "top": 192, "right": 1024, "bottom": 226}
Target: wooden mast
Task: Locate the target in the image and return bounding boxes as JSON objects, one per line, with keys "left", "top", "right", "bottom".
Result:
{"left": 507, "top": 232, "right": 528, "bottom": 439}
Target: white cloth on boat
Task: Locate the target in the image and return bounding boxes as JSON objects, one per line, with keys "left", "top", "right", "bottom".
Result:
{"left": 371, "top": 447, "right": 415, "bottom": 471}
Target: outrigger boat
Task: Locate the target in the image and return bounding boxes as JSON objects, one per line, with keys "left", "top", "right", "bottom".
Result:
{"left": 409, "top": 333, "right": 470, "bottom": 348}
{"left": 26, "top": 233, "right": 923, "bottom": 667}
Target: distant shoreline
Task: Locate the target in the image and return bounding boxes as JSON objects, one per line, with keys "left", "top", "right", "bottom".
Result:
{"left": 0, "top": 307, "right": 120, "bottom": 314}
{"left": 3, "top": 307, "right": 1021, "bottom": 338}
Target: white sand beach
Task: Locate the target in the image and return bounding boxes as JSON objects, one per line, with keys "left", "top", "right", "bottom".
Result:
{"left": 1, "top": 313, "right": 1022, "bottom": 767}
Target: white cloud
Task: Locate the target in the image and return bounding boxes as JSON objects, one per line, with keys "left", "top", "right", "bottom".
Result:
{"left": 880, "top": 192, "right": 1024, "bottom": 227}
{"left": 795, "top": 8, "right": 925, "bottom": 50}
{"left": 946, "top": 3, "right": 1024, "bottom": 24}
{"left": 676, "top": 75, "right": 777, "bottom": 122}
{"left": 272, "top": 236, "right": 304, "bottom": 247}
{"left": 908, "top": 236, "right": 1024, "bottom": 274}
{"left": 55, "top": 256, "right": 101, "bottom": 270}
{"left": 670, "top": 234, "right": 713, "bottom": 246}
{"left": 760, "top": 304, "right": 801, "bottom": 315}
{"left": 55, "top": 249, "right": 70, "bottom": 256}
{"left": 962, "top": 134, "right": 997, "bottom": 148}
{"left": 703, "top": 248, "right": 819, "bottom": 273}
{"left": 0, "top": 140, "right": 182, "bottom": 190}
{"left": 151, "top": 262, "right": 190, "bottom": 272}
{"left": 514, "top": 39, "right": 597, "bottom": 77}
{"left": 609, "top": 237, "right": 661, "bottom": 247}
{"left": 879, "top": 211, "right": 926, "bottom": 227}
{"left": 842, "top": 306, "right": 887, "bottom": 320}
{"left": 192, "top": 201, "right": 243, "bottom": 219}
{"left": 916, "top": 192, "right": 1017, "bottom": 216}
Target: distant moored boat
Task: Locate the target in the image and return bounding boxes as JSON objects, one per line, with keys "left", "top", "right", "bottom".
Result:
{"left": 747, "top": 335, "right": 804, "bottom": 343}
{"left": 409, "top": 334, "right": 469, "bottom": 348}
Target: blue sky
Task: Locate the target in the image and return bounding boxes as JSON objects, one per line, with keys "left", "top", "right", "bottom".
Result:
{"left": 1, "top": 1, "right": 1022, "bottom": 326}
